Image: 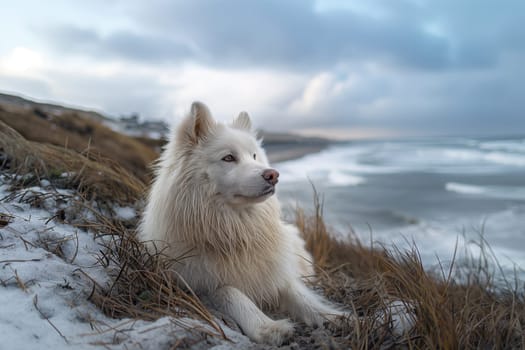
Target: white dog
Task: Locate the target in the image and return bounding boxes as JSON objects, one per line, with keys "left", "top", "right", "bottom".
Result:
{"left": 139, "top": 102, "right": 343, "bottom": 345}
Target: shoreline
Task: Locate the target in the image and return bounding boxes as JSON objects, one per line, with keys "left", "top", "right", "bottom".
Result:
{"left": 265, "top": 143, "right": 330, "bottom": 163}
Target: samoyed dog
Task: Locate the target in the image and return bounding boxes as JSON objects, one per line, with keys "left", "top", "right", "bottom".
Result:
{"left": 139, "top": 102, "right": 343, "bottom": 345}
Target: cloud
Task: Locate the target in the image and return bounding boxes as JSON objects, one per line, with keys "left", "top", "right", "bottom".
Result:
{"left": 0, "top": 76, "right": 51, "bottom": 98}
{"left": 42, "top": 25, "right": 193, "bottom": 63}
{"left": 0, "top": 47, "right": 51, "bottom": 97}
{"left": 0, "top": 47, "right": 306, "bottom": 127}
{"left": 1, "top": 47, "right": 44, "bottom": 74}
{"left": 2, "top": 0, "right": 525, "bottom": 137}
{"left": 118, "top": 0, "right": 525, "bottom": 72}
{"left": 159, "top": 65, "right": 306, "bottom": 124}
{"left": 37, "top": 0, "right": 465, "bottom": 70}
{"left": 282, "top": 51, "right": 525, "bottom": 135}
{"left": 121, "top": 0, "right": 454, "bottom": 70}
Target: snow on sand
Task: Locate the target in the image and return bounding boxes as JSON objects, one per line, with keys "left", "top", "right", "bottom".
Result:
{"left": 0, "top": 176, "right": 251, "bottom": 350}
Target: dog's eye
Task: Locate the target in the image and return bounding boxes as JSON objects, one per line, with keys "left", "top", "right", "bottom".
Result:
{"left": 253, "top": 153, "right": 256, "bottom": 160}
{"left": 222, "top": 154, "right": 236, "bottom": 162}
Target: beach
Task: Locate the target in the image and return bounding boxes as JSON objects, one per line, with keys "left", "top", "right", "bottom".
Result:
{"left": 261, "top": 130, "right": 331, "bottom": 163}
{"left": 265, "top": 143, "right": 329, "bottom": 163}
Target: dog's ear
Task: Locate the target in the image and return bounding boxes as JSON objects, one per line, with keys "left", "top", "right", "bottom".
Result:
{"left": 233, "top": 111, "right": 252, "bottom": 131}
{"left": 179, "top": 102, "right": 215, "bottom": 144}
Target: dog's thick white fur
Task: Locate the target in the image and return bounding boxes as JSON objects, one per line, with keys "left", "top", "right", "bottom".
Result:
{"left": 139, "top": 102, "right": 343, "bottom": 345}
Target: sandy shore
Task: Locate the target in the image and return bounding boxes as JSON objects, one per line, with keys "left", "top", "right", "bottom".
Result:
{"left": 265, "top": 143, "right": 329, "bottom": 163}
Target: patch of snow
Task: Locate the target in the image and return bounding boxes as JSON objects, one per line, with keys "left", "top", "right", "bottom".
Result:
{"left": 0, "top": 175, "right": 252, "bottom": 349}
{"left": 40, "top": 179, "right": 51, "bottom": 188}
{"left": 112, "top": 205, "right": 137, "bottom": 221}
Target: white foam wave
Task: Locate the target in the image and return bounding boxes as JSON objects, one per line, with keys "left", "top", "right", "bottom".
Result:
{"left": 445, "top": 182, "right": 525, "bottom": 200}
{"left": 479, "top": 140, "right": 525, "bottom": 153}
{"left": 277, "top": 144, "right": 401, "bottom": 182}
{"left": 442, "top": 149, "right": 525, "bottom": 166}
{"left": 443, "top": 149, "right": 484, "bottom": 161}
{"left": 328, "top": 170, "right": 366, "bottom": 186}
{"left": 446, "top": 182, "right": 485, "bottom": 194}
{"left": 278, "top": 138, "right": 525, "bottom": 185}
{"left": 365, "top": 208, "right": 525, "bottom": 277}
{"left": 484, "top": 152, "right": 525, "bottom": 166}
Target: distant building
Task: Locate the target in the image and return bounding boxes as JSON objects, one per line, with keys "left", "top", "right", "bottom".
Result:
{"left": 117, "top": 113, "right": 169, "bottom": 139}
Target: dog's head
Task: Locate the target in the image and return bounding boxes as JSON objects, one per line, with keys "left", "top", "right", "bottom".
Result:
{"left": 175, "top": 102, "right": 279, "bottom": 206}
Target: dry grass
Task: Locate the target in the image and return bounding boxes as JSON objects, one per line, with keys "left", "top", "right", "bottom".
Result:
{"left": 1, "top": 182, "right": 226, "bottom": 342}
{"left": 2, "top": 113, "right": 525, "bottom": 349}
{"left": 0, "top": 119, "right": 225, "bottom": 340}
{"left": 0, "top": 120, "right": 145, "bottom": 205}
{"left": 297, "top": 188, "right": 525, "bottom": 349}
{"left": 84, "top": 212, "right": 226, "bottom": 340}
{"left": 0, "top": 105, "right": 159, "bottom": 182}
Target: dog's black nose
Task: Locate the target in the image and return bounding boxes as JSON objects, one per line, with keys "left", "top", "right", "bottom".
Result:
{"left": 262, "top": 169, "right": 279, "bottom": 185}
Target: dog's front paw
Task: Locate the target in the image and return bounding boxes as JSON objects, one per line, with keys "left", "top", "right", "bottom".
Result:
{"left": 255, "top": 319, "right": 295, "bottom": 345}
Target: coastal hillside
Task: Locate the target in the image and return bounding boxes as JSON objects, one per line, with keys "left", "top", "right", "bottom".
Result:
{"left": 1, "top": 95, "right": 524, "bottom": 349}
{"left": 0, "top": 93, "right": 330, "bottom": 173}
{"left": 0, "top": 98, "right": 158, "bottom": 183}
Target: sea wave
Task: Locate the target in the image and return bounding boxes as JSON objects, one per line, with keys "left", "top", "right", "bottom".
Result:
{"left": 443, "top": 147, "right": 525, "bottom": 166}
{"left": 277, "top": 137, "right": 525, "bottom": 279}
{"left": 369, "top": 207, "right": 525, "bottom": 274}
{"left": 479, "top": 139, "right": 525, "bottom": 153}
{"left": 278, "top": 138, "right": 525, "bottom": 181}
{"left": 445, "top": 182, "right": 485, "bottom": 194}
{"left": 484, "top": 152, "right": 525, "bottom": 166}
{"left": 445, "top": 182, "right": 525, "bottom": 200}
{"left": 277, "top": 145, "right": 393, "bottom": 183}
{"left": 327, "top": 170, "right": 366, "bottom": 186}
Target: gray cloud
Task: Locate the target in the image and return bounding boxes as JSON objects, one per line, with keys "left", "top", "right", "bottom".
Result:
{"left": 42, "top": 25, "right": 192, "bottom": 63}
{"left": 6, "top": 0, "right": 525, "bottom": 136}
{"left": 122, "top": 0, "right": 525, "bottom": 71}
{"left": 125, "top": 0, "right": 451, "bottom": 70}
{"left": 0, "top": 76, "right": 51, "bottom": 98}
{"left": 37, "top": 1, "right": 525, "bottom": 79}
{"left": 39, "top": 0, "right": 510, "bottom": 71}
{"left": 256, "top": 47, "right": 525, "bottom": 136}
{"left": 47, "top": 70, "right": 171, "bottom": 119}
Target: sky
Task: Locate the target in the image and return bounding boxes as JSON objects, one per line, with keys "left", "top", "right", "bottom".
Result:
{"left": 0, "top": 0, "right": 524, "bottom": 139}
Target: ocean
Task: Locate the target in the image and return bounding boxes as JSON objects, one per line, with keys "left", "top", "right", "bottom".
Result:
{"left": 275, "top": 137, "right": 525, "bottom": 279}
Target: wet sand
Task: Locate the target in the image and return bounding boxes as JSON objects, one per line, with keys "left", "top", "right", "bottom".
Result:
{"left": 265, "top": 143, "right": 330, "bottom": 163}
